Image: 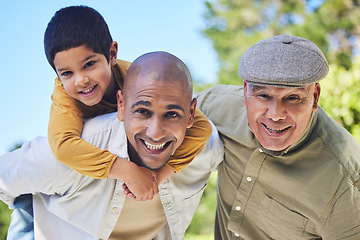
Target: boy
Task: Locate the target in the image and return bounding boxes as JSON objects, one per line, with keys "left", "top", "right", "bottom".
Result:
{"left": 9, "top": 5, "right": 211, "bottom": 238}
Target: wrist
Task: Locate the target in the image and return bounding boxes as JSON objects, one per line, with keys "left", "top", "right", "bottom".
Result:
{"left": 108, "top": 157, "right": 136, "bottom": 182}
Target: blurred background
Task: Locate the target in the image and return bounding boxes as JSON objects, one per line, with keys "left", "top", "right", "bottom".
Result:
{"left": 1, "top": 0, "right": 360, "bottom": 239}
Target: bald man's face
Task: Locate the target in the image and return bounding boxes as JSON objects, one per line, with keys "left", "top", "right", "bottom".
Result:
{"left": 117, "top": 77, "right": 196, "bottom": 170}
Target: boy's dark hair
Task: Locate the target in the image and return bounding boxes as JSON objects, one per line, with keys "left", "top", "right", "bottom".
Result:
{"left": 44, "top": 5, "right": 113, "bottom": 70}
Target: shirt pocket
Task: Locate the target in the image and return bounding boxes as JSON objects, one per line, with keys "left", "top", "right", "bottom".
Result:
{"left": 255, "top": 194, "right": 308, "bottom": 240}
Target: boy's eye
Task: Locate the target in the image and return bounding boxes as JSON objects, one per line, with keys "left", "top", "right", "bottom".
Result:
{"left": 84, "top": 61, "right": 96, "bottom": 68}
{"left": 61, "top": 71, "right": 72, "bottom": 77}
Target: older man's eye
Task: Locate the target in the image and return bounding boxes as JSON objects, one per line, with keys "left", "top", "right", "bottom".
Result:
{"left": 286, "top": 95, "right": 301, "bottom": 103}
{"left": 258, "top": 94, "right": 271, "bottom": 99}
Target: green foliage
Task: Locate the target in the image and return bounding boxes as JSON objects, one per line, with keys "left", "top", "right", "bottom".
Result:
{"left": 319, "top": 57, "right": 360, "bottom": 142}
{"left": 185, "top": 172, "right": 218, "bottom": 238}
{"left": 0, "top": 201, "right": 11, "bottom": 239}
{"left": 184, "top": 233, "right": 213, "bottom": 240}
{"left": 193, "top": 81, "right": 217, "bottom": 93}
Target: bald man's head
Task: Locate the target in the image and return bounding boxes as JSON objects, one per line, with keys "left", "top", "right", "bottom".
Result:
{"left": 123, "top": 51, "right": 193, "bottom": 101}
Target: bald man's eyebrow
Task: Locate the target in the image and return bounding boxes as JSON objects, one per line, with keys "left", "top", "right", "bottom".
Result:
{"left": 131, "top": 101, "right": 185, "bottom": 113}
{"left": 166, "top": 104, "right": 185, "bottom": 112}
{"left": 131, "top": 100, "right": 151, "bottom": 109}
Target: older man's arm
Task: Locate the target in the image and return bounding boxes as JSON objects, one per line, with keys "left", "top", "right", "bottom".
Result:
{"left": 0, "top": 137, "right": 59, "bottom": 208}
{"left": 322, "top": 180, "right": 360, "bottom": 239}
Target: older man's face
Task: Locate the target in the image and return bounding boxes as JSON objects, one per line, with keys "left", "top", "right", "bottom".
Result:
{"left": 117, "top": 78, "right": 196, "bottom": 169}
{"left": 244, "top": 82, "right": 320, "bottom": 151}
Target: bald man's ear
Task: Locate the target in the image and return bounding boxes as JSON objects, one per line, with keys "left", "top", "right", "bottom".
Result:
{"left": 187, "top": 98, "right": 197, "bottom": 128}
{"left": 117, "top": 90, "right": 125, "bottom": 121}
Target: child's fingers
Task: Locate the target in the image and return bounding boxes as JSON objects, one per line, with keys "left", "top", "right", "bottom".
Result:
{"left": 122, "top": 183, "right": 137, "bottom": 199}
{"left": 127, "top": 192, "right": 136, "bottom": 198}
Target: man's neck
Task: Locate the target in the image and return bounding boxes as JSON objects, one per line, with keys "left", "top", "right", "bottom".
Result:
{"left": 127, "top": 140, "right": 143, "bottom": 167}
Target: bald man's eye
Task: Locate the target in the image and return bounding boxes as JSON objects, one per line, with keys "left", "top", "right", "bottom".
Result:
{"left": 135, "top": 108, "right": 152, "bottom": 117}
{"left": 165, "top": 111, "right": 181, "bottom": 119}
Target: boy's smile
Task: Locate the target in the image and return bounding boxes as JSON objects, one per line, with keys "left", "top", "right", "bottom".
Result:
{"left": 80, "top": 85, "right": 97, "bottom": 95}
{"left": 53, "top": 45, "right": 117, "bottom": 106}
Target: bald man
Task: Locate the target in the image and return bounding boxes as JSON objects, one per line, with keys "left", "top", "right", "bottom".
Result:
{"left": 0, "top": 52, "right": 223, "bottom": 240}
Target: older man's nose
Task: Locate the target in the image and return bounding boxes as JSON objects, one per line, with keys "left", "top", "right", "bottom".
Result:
{"left": 266, "top": 101, "right": 286, "bottom": 121}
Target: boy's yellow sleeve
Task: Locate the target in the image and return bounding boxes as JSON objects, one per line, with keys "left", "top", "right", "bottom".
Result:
{"left": 167, "top": 107, "right": 212, "bottom": 173}
{"left": 48, "top": 78, "right": 117, "bottom": 179}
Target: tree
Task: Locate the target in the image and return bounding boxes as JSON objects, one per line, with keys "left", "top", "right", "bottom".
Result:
{"left": 319, "top": 57, "right": 360, "bottom": 142}
{"left": 292, "top": 0, "right": 360, "bottom": 70}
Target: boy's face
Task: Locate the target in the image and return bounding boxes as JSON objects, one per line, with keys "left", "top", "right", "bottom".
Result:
{"left": 117, "top": 78, "right": 196, "bottom": 170}
{"left": 53, "top": 44, "right": 117, "bottom": 106}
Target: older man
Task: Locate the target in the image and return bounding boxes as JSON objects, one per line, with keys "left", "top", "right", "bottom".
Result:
{"left": 197, "top": 35, "right": 360, "bottom": 239}
{"left": 0, "top": 52, "right": 223, "bottom": 240}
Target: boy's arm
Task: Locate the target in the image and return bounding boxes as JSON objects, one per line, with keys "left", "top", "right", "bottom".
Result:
{"left": 166, "top": 107, "right": 212, "bottom": 173}
{"left": 48, "top": 78, "right": 118, "bottom": 179}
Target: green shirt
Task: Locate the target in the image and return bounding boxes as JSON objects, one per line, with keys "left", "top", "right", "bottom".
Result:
{"left": 197, "top": 85, "right": 360, "bottom": 240}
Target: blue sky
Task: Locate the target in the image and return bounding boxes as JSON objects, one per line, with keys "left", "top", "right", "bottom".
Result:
{"left": 0, "top": 1, "right": 218, "bottom": 154}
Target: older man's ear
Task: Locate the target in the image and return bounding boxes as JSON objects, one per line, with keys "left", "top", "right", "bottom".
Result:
{"left": 117, "top": 90, "right": 125, "bottom": 121}
{"left": 312, "top": 83, "right": 321, "bottom": 111}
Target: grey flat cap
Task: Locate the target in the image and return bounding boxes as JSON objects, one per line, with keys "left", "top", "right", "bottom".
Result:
{"left": 238, "top": 34, "right": 329, "bottom": 87}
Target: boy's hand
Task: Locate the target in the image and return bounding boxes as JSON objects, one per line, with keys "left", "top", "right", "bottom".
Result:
{"left": 122, "top": 164, "right": 174, "bottom": 199}
{"left": 124, "top": 166, "right": 159, "bottom": 201}
{"left": 121, "top": 183, "right": 135, "bottom": 198}
{"left": 151, "top": 164, "right": 175, "bottom": 185}
{"left": 108, "top": 158, "right": 159, "bottom": 201}
{"left": 122, "top": 164, "right": 175, "bottom": 199}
